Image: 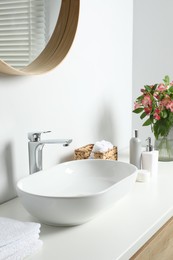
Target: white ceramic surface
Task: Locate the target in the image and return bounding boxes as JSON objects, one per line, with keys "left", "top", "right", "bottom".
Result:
{"left": 16, "top": 159, "right": 137, "bottom": 226}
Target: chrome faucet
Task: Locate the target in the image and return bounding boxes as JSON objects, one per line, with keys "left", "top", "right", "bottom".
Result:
{"left": 28, "top": 131, "right": 72, "bottom": 174}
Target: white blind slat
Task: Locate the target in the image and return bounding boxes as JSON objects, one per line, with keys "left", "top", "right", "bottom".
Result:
{"left": 0, "top": 0, "right": 46, "bottom": 68}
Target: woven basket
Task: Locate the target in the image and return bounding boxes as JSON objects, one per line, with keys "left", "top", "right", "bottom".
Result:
{"left": 74, "top": 144, "right": 118, "bottom": 160}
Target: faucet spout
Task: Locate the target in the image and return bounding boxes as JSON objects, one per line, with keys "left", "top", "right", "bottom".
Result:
{"left": 40, "top": 139, "right": 72, "bottom": 146}
{"left": 28, "top": 132, "right": 72, "bottom": 174}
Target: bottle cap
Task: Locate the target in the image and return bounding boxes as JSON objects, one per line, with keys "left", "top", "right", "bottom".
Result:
{"left": 134, "top": 129, "right": 138, "bottom": 138}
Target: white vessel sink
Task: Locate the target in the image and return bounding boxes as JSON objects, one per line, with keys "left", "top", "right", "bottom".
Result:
{"left": 16, "top": 159, "right": 137, "bottom": 226}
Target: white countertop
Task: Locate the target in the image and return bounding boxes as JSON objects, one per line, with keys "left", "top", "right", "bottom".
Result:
{"left": 1, "top": 154, "right": 173, "bottom": 260}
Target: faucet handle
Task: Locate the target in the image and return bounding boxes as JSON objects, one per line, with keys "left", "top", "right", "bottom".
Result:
{"left": 28, "top": 131, "right": 51, "bottom": 142}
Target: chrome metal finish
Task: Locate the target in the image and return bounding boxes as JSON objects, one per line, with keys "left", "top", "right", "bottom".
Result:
{"left": 28, "top": 131, "right": 72, "bottom": 174}
{"left": 28, "top": 131, "right": 51, "bottom": 142}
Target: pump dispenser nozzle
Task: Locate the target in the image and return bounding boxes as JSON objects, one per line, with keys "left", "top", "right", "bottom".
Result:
{"left": 146, "top": 137, "right": 153, "bottom": 152}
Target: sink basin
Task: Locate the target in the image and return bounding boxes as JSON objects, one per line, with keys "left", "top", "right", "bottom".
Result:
{"left": 16, "top": 159, "right": 137, "bottom": 226}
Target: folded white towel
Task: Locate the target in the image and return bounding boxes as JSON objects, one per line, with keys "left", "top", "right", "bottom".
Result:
{"left": 89, "top": 140, "right": 113, "bottom": 159}
{"left": 0, "top": 217, "right": 42, "bottom": 260}
{"left": 92, "top": 140, "right": 113, "bottom": 153}
{"left": 0, "top": 234, "right": 42, "bottom": 260}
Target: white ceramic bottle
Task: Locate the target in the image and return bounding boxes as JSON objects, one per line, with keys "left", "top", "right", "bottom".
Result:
{"left": 141, "top": 137, "right": 158, "bottom": 182}
{"left": 129, "top": 129, "right": 142, "bottom": 169}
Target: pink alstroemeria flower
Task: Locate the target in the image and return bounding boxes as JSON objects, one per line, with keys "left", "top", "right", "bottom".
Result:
{"left": 160, "top": 97, "right": 171, "bottom": 108}
{"left": 153, "top": 108, "right": 161, "bottom": 120}
{"left": 142, "top": 94, "right": 152, "bottom": 107}
{"left": 153, "top": 91, "right": 160, "bottom": 99}
{"left": 144, "top": 106, "right": 152, "bottom": 114}
{"left": 166, "top": 101, "right": 173, "bottom": 112}
{"left": 157, "top": 84, "right": 168, "bottom": 92}
{"left": 134, "top": 102, "right": 141, "bottom": 110}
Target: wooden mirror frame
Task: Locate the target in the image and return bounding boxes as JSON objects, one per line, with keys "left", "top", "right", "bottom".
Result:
{"left": 0, "top": 0, "right": 80, "bottom": 75}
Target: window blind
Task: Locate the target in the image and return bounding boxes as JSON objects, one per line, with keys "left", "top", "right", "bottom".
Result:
{"left": 0, "top": 0, "right": 46, "bottom": 68}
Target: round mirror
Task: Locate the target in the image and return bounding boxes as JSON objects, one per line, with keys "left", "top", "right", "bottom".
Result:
{"left": 0, "top": 0, "right": 80, "bottom": 75}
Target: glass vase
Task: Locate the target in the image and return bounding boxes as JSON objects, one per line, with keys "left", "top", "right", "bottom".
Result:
{"left": 154, "top": 128, "right": 173, "bottom": 161}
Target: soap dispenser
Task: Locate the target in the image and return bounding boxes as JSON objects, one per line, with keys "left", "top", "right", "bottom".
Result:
{"left": 141, "top": 137, "right": 158, "bottom": 181}
{"left": 130, "top": 129, "right": 142, "bottom": 169}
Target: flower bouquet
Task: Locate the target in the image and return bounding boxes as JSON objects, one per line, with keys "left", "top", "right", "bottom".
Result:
{"left": 133, "top": 75, "right": 173, "bottom": 161}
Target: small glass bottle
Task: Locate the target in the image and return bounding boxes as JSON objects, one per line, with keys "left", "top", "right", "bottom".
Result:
{"left": 129, "top": 129, "right": 142, "bottom": 169}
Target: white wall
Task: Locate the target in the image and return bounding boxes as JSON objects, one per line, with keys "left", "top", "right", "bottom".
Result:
{"left": 0, "top": 0, "right": 133, "bottom": 204}
{"left": 133, "top": 0, "right": 173, "bottom": 144}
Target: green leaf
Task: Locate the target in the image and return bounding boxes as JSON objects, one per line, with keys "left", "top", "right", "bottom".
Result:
{"left": 144, "top": 85, "right": 152, "bottom": 92}
{"left": 143, "top": 118, "right": 152, "bottom": 126}
{"left": 168, "top": 112, "right": 173, "bottom": 123}
{"left": 132, "top": 108, "right": 143, "bottom": 114}
{"left": 161, "top": 110, "right": 168, "bottom": 119}
{"left": 153, "top": 118, "right": 171, "bottom": 138}
{"left": 152, "top": 84, "right": 158, "bottom": 91}
{"left": 169, "top": 86, "right": 173, "bottom": 93}
{"left": 136, "top": 95, "right": 144, "bottom": 101}
{"left": 140, "top": 111, "right": 147, "bottom": 119}
{"left": 163, "top": 75, "right": 170, "bottom": 85}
